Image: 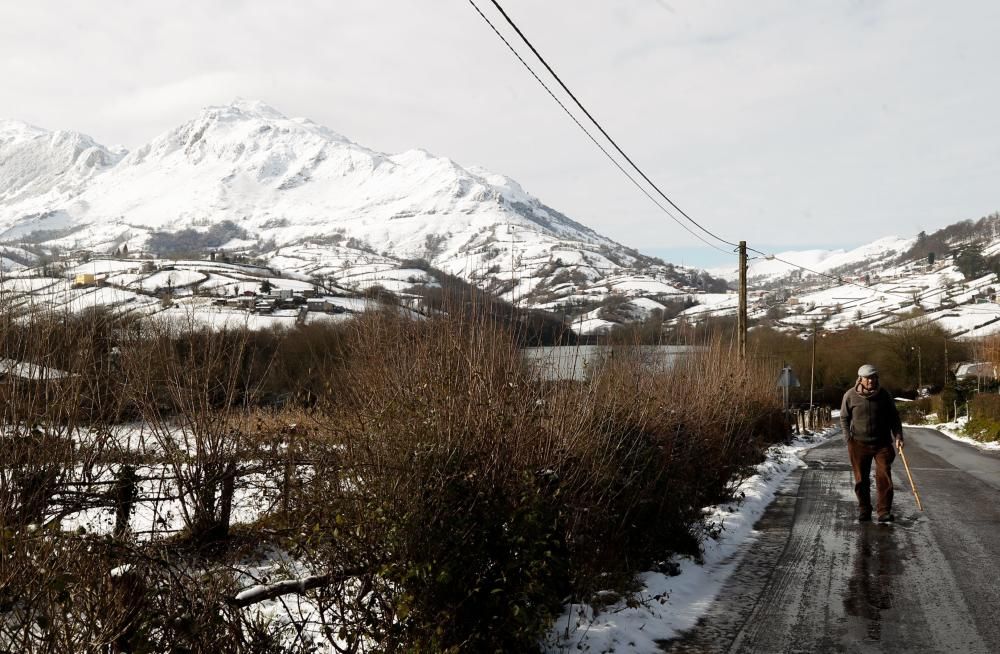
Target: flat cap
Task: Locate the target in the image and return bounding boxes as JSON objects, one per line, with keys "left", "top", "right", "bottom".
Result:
{"left": 858, "top": 364, "right": 878, "bottom": 377}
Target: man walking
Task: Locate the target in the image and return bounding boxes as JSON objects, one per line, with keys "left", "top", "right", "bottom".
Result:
{"left": 840, "top": 364, "right": 904, "bottom": 523}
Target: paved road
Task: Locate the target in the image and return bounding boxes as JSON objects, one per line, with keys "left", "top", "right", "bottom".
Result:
{"left": 661, "top": 427, "right": 1000, "bottom": 653}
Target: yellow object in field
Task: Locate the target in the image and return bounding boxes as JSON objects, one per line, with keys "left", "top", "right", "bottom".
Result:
{"left": 74, "top": 273, "right": 96, "bottom": 285}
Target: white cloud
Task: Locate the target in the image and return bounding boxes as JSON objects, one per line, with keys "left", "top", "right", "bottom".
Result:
{"left": 100, "top": 71, "right": 261, "bottom": 123}
{"left": 1, "top": 0, "right": 998, "bottom": 261}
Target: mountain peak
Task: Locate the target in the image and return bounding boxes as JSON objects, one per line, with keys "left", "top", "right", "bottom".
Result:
{"left": 214, "top": 98, "right": 288, "bottom": 120}
{"left": 0, "top": 119, "right": 122, "bottom": 203}
{"left": 172, "top": 99, "right": 352, "bottom": 147}
{"left": 0, "top": 119, "right": 49, "bottom": 142}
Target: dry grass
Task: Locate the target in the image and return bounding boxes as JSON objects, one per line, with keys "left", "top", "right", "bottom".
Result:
{"left": 287, "top": 307, "right": 785, "bottom": 651}
{"left": 0, "top": 299, "right": 785, "bottom": 652}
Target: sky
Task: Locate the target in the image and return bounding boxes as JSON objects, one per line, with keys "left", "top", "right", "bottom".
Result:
{"left": 2, "top": 0, "right": 998, "bottom": 269}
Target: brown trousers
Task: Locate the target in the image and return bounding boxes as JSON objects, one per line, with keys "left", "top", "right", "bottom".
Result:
{"left": 847, "top": 439, "right": 895, "bottom": 516}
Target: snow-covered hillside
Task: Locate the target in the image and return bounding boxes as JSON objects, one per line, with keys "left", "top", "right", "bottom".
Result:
{"left": 692, "top": 207, "right": 1000, "bottom": 340}
{"left": 688, "top": 243, "right": 1000, "bottom": 340}
{"left": 0, "top": 100, "right": 721, "bottom": 333}
{"left": 708, "top": 236, "right": 914, "bottom": 283}
{"left": 0, "top": 120, "right": 123, "bottom": 236}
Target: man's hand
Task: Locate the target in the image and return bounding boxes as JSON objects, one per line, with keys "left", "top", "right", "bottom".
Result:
{"left": 895, "top": 435, "right": 905, "bottom": 450}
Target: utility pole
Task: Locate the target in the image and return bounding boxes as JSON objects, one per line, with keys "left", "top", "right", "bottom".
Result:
{"left": 944, "top": 338, "right": 949, "bottom": 385}
{"left": 917, "top": 346, "right": 922, "bottom": 389}
{"left": 810, "top": 322, "right": 817, "bottom": 410}
{"left": 738, "top": 240, "right": 747, "bottom": 361}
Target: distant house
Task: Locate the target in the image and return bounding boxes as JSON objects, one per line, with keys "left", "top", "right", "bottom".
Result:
{"left": 399, "top": 295, "right": 423, "bottom": 311}
{"left": 73, "top": 273, "right": 97, "bottom": 287}
{"left": 0, "top": 358, "right": 75, "bottom": 383}
{"left": 228, "top": 297, "right": 255, "bottom": 309}
{"left": 0, "top": 358, "right": 76, "bottom": 405}
{"left": 955, "top": 362, "right": 997, "bottom": 381}
{"left": 306, "top": 298, "right": 347, "bottom": 313}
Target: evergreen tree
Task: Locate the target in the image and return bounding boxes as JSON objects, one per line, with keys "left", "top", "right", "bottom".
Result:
{"left": 955, "top": 244, "right": 988, "bottom": 278}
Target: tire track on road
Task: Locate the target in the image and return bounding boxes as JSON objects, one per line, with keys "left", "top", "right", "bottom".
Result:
{"left": 662, "top": 432, "right": 995, "bottom": 653}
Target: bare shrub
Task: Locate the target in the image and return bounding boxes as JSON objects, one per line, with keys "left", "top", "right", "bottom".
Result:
{"left": 0, "top": 533, "right": 143, "bottom": 652}
{"left": 0, "top": 305, "right": 130, "bottom": 528}
{"left": 538, "top": 339, "right": 783, "bottom": 595}
{"left": 0, "top": 290, "right": 783, "bottom": 652}
{"left": 282, "top": 304, "right": 784, "bottom": 651}
{"left": 120, "top": 315, "right": 274, "bottom": 544}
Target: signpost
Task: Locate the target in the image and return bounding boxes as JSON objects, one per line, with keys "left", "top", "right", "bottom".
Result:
{"left": 777, "top": 365, "right": 800, "bottom": 433}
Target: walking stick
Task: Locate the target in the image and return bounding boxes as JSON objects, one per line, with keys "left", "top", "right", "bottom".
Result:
{"left": 897, "top": 443, "right": 923, "bottom": 511}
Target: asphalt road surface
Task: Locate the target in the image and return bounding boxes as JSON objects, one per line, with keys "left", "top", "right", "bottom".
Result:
{"left": 662, "top": 427, "right": 1000, "bottom": 654}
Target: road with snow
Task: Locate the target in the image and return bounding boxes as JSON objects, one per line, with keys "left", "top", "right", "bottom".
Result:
{"left": 662, "top": 427, "right": 1000, "bottom": 653}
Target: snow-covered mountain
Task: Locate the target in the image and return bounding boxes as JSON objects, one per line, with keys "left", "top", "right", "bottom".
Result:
{"left": 0, "top": 120, "right": 123, "bottom": 227}
{"left": 0, "top": 100, "right": 720, "bottom": 331}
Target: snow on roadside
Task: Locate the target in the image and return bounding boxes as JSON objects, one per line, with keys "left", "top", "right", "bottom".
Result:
{"left": 910, "top": 417, "right": 1000, "bottom": 452}
{"left": 545, "top": 425, "right": 839, "bottom": 653}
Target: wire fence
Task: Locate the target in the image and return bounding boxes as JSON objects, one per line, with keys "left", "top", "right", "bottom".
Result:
{"left": 21, "top": 455, "right": 318, "bottom": 540}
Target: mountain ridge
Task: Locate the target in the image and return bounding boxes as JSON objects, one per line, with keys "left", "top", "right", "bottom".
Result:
{"left": 0, "top": 100, "right": 723, "bottom": 333}
{"left": 685, "top": 210, "right": 1000, "bottom": 340}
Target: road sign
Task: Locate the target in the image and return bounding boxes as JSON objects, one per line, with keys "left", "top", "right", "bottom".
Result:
{"left": 777, "top": 367, "right": 800, "bottom": 388}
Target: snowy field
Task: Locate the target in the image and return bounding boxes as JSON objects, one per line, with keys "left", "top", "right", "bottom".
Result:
{"left": 47, "top": 423, "right": 297, "bottom": 538}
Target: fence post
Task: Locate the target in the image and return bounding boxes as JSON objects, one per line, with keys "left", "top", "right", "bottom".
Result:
{"left": 218, "top": 461, "right": 237, "bottom": 540}
{"left": 113, "top": 465, "right": 137, "bottom": 538}
{"left": 282, "top": 456, "right": 293, "bottom": 524}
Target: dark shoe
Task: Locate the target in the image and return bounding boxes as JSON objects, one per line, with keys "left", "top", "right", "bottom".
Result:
{"left": 858, "top": 512, "right": 872, "bottom": 522}
{"left": 877, "top": 513, "right": 894, "bottom": 523}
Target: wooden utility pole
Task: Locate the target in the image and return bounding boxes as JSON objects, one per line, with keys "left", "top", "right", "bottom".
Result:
{"left": 809, "top": 322, "right": 817, "bottom": 410}
{"left": 944, "top": 339, "right": 949, "bottom": 384}
{"left": 738, "top": 240, "right": 747, "bottom": 360}
{"left": 917, "top": 345, "right": 923, "bottom": 389}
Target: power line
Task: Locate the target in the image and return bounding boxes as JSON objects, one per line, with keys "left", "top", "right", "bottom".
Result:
{"left": 469, "top": 0, "right": 934, "bottom": 304}
{"left": 465, "top": 0, "right": 730, "bottom": 254}
{"left": 482, "top": 0, "right": 739, "bottom": 250}
{"left": 745, "top": 248, "right": 916, "bottom": 301}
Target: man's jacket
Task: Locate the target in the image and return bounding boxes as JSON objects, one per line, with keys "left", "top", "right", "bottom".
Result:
{"left": 840, "top": 386, "right": 902, "bottom": 443}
